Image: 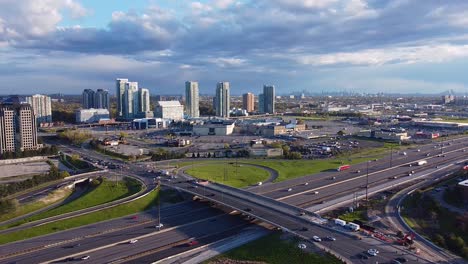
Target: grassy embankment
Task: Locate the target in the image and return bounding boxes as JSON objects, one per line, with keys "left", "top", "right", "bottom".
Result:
{"left": 0, "top": 188, "right": 160, "bottom": 245}
{"left": 206, "top": 232, "right": 342, "bottom": 264}
{"left": 4, "top": 178, "right": 141, "bottom": 228}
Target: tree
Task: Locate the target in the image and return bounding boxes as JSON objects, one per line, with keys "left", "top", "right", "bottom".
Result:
{"left": 197, "top": 152, "right": 200, "bottom": 158}
{"left": 60, "top": 171, "right": 70, "bottom": 178}
{"left": 192, "top": 153, "right": 196, "bottom": 158}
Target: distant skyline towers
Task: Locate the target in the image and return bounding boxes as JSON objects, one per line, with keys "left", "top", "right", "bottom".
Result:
{"left": 116, "top": 78, "right": 151, "bottom": 120}
{"left": 258, "top": 94, "right": 264, "bottom": 113}
{"left": 116, "top": 78, "right": 128, "bottom": 117}
{"left": 82, "top": 89, "right": 95, "bottom": 109}
{"left": 123, "top": 81, "right": 138, "bottom": 119}
{"left": 185, "top": 81, "right": 200, "bottom": 118}
{"left": 242, "top": 92, "right": 254, "bottom": 112}
{"left": 138, "top": 88, "right": 151, "bottom": 113}
{"left": 95, "top": 89, "right": 110, "bottom": 110}
{"left": 261, "top": 85, "right": 275, "bottom": 114}
{"left": 26, "top": 94, "right": 52, "bottom": 125}
{"left": 215, "top": 82, "right": 230, "bottom": 118}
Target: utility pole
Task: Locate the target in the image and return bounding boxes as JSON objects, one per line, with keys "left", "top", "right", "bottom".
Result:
{"left": 156, "top": 180, "right": 161, "bottom": 229}
{"left": 366, "top": 160, "right": 369, "bottom": 209}
{"left": 390, "top": 145, "right": 393, "bottom": 167}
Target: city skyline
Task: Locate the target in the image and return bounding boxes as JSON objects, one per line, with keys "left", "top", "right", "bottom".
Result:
{"left": 2, "top": 1, "right": 468, "bottom": 95}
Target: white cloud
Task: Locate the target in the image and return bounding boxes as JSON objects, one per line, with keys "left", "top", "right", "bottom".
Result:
{"left": 298, "top": 44, "right": 468, "bottom": 66}
{"left": 0, "top": 0, "right": 88, "bottom": 39}
{"left": 207, "top": 57, "right": 246, "bottom": 67}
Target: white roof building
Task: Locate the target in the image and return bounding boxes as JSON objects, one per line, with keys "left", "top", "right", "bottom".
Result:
{"left": 154, "top": 101, "right": 184, "bottom": 121}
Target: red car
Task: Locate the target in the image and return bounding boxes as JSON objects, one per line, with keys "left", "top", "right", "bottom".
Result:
{"left": 186, "top": 239, "right": 199, "bottom": 247}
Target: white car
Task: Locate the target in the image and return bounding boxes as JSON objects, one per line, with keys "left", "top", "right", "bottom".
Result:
{"left": 156, "top": 223, "right": 164, "bottom": 229}
{"left": 313, "top": 191, "right": 319, "bottom": 194}
{"left": 304, "top": 182, "right": 309, "bottom": 186}
{"left": 80, "top": 256, "right": 90, "bottom": 260}
{"left": 312, "top": 236, "right": 321, "bottom": 242}
{"left": 367, "top": 249, "right": 379, "bottom": 256}
{"left": 298, "top": 243, "right": 307, "bottom": 249}
{"left": 129, "top": 239, "right": 138, "bottom": 244}
{"left": 287, "top": 188, "right": 293, "bottom": 192}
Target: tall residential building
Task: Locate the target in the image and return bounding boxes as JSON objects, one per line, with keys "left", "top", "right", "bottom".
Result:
{"left": 26, "top": 94, "right": 52, "bottom": 125}
{"left": 116, "top": 78, "right": 128, "bottom": 117}
{"left": 82, "top": 89, "right": 95, "bottom": 109}
{"left": 242, "top": 93, "right": 254, "bottom": 112}
{"left": 138, "top": 88, "right": 151, "bottom": 113}
{"left": 258, "top": 94, "right": 264, "bottom": 113}
{"left": 185, "top": 81, "right": 200, "bottom": 118}
{"left": 95, "top": 89, "right": 110, "bottom": 110}
{"left": 0, "top": 103, "right": 40, "bottom": 154}
{"left": 123, "top": 81, "right": 138, "bottom": 119}
{"left": 262, "top": 85, "right": 275, "bottom": 114}
{"left": 215, "top": 82, "right": 230, "bottom": 118}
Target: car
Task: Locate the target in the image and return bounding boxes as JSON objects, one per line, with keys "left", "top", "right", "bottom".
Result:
{"left": 129, "top": 239, "right": 138, "bottom": 244}
{"left": 389, "top": 176, "right": 398, "bottom": 179}
{"left": 426, "top": 153, "right": 431, "bottom": 157}
{"left": 304, "top": 182, "right": 309, "bottom": 186}
{"left": 394, "top": 257, "right": 408, "bottom": 263}
{"left": 411, "top": 170, "right": 415, "bottom": 174}
{"left": 331, "top": 176, "right": 336, "bottom": 180}
{"left": 186, "top": 239, "right": 199, "bottom": 247}
{"left": 257, "top": 182, "right": 263, "bottom": 186}
{"left": 358, "top": 253, "right": 369, "bottom": 260}
{"left": 417, "top": 149, "right": 421, "bottom": 152}
{"left": 355, "top": 170, "right": 361, "bottom": 173}
{"left": 301, "top": 227, "right": 309, "bottom": 231}
{"left": 298, "top": 243, "right": 307, "bottom": 249}
{"left": 367, "top": 249, "right": 379, "bottom": 256}
{"left": 156, "top": 223, "right": 164, "bottom": 229}
{"left": 312, "top": 236, "right": 321, "bottom": 242}
{"left": 326, "top": 236, "right": 336, "bottom": 241}
{"left": 299, "top": 211, "right": 306, "bottom": 216}
{"left": 80, "top": 255, "right": 90, "bottom": 260}
{"left": 244, "top": 208, "right": 252, "bottom": 212}
{"left": 287, "top": 188, "right": 293, "bottom": 192}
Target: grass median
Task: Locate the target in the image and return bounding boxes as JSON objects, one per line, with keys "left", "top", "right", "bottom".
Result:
{"left": 206, "top": 232, "right": 342, "bottom": 264}
{"left": 0, "top": 188, "right": 159, "bottom": 245}
{"left": 6, "top": 178, "right": 142, "bottom": 228}
{"left": 184, "top": 163, "right": 270, "bottom": 188}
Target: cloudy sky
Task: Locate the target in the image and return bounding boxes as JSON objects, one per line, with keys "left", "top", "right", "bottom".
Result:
{"left": 2, "top": 0, "right": 468, "bottom": 95}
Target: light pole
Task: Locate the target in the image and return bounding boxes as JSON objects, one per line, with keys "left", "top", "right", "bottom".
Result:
{"left": 366, "top": 160, "right": 370, "bottom": 210}
{"left": 390, "top": 145, "right": 393, "bottom": 167}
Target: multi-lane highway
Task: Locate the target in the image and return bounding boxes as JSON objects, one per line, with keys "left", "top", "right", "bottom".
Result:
{"left": 1, "top": 136, "right": 466, "bottom": 263}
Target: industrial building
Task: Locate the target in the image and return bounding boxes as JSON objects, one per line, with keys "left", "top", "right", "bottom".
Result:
{"left": 75, "top": 108, "right": 110, "bottom": 123}
{"left": 192, "top": 120, "right": 235, "bottom": 136}
{"left": 154, "top": 101, "right": 184, "bottom": 121}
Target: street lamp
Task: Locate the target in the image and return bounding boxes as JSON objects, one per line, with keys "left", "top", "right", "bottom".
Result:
{"left": 366, "top": 160, "right": 370, "bottom": 209}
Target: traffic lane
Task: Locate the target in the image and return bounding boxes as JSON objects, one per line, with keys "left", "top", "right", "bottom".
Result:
{"left": 250, "top": 138, "right": 468, "bottom": 195}
{"left": 0, "top": 202, "right": 210, "bottom": 258}
{"left": 282, "top": 157, "right": 464, "bottom": 208}
{"left": 169, "top": 183, "right": 401, "bottom": 263}
{"left": 78, "top": 214, "right": 250, "bottom": 264}
{"left": 262, "top": 146, "right": 466, "bottom": 200}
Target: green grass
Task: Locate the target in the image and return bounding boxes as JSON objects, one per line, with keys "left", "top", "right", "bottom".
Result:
{"left": 0, "top": 189, "right": 160, "bottom": 245}
{"left": 206, "top": 232, "right": 342, "bottom": 264}
{"left": 178, "top": 142, "right": 397, "bottom": 183}
{"left": 63, "top": 156, "right": 90, "bottom": 170}
{"left": 8, "top": 179, "right": 141, "bottom": 227}
{"left": 185, "top": 163, "right": 270, "bottom": 188}
{"left": 0, "top": 189, "right": 73, "bottom": 223}
{"left": 338, "top": 210, "right": 367, "bottom": 223}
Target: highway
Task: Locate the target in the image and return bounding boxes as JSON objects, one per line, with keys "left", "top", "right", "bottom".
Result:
{"left": 0, "top": 136, "right": 466, "bottom": 263}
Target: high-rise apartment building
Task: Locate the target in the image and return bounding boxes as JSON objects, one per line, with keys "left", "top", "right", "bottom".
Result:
{"left": 242, "top": 93, "right": 254, "bottom": 112}
{"left": 258, "top": 94, "right": 264, "bottom": 113}
{"left": 262, "top": 85, "right": 275, "bottom": 114}
{"left": 26, "top": 94, "right": 52, "bottom": 125}
{"left": 123, "top": 82, "right": 138, "bottom": 119}
{"left": 82, "top": 89, "right": 95, "bottom": 109}
{"left": 0, "top": 103, "right": 40, "bottom": 154}
{"left": 138, "top": 88, "right": 151, "bottom": 114}
{"left": 215, "top": 82, "right": 230, "bottom": 118}
{"left": 116, "top": 78, "right": 128, "bottom": 117}
{"left": 95, "top": 89, "right": 110, "bottom": 110}
{"left": 185, "top": 81, "right": 200, "bottom": 118}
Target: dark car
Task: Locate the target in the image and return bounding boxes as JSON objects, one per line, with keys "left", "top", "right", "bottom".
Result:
{"left": 394, "top": 257, "right": 408, "bottom": 263}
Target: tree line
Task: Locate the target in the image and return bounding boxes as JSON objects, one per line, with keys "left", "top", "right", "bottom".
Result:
{"left": 0, "top": 145, "right": 58, "bottom": 160}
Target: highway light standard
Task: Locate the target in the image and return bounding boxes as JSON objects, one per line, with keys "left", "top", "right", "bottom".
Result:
{"left": 365, "top": 160, "right": 370, "bottom": 210}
